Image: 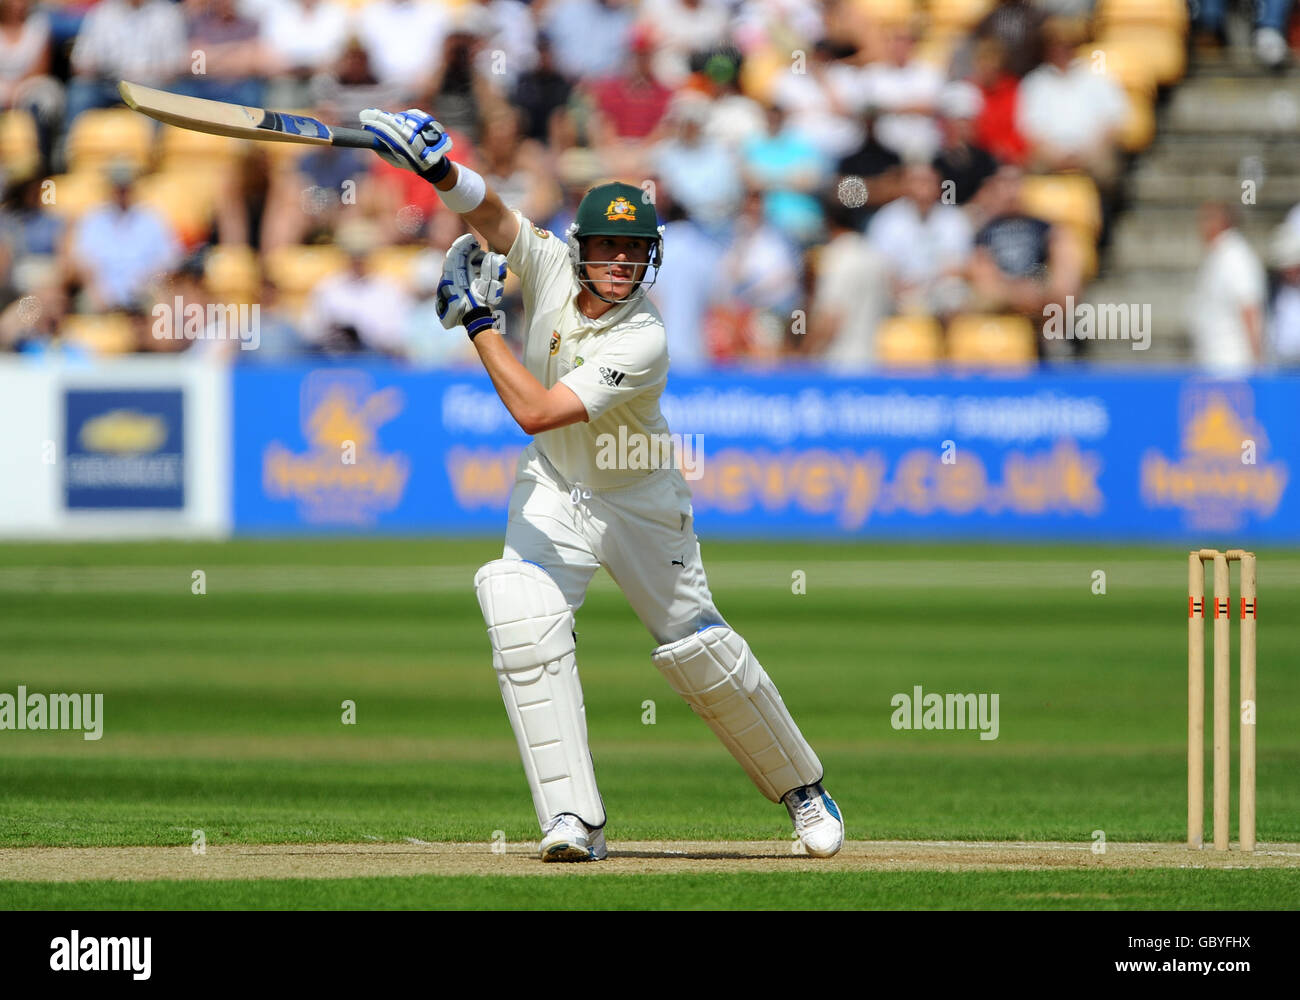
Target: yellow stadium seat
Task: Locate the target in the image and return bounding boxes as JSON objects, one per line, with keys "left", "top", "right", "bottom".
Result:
{"left": 947, "top": 314, "right": 1036, "bottom": 367}
{"left": 1101, "top": 26, "right": 1186, "bottom": 85}
{"left": 0, "top": 110, "right": 40, "bottom": 179}
{"left": 1077, "top": 41, "right": 1159, "bottom": 96}
{"left": 914, "top": 31, "right": 962, "bottom": 70}
{"left": 41, "top": 172, "right": 110, "bottom": 220}
{"left": 66, "top": 108, "right": 154, "bottom": 173}
{"left": 1095, "top": 0, "right": 1189, "bottom": 32}
{"left": 1120, "top": 90, "right": 1156, "bottom": 152}
{"left": 132, "top": 170, "right": 219, "bottom": 247}
{"left": 1019, "top": 173, "right": 1102, "bottom": 237}
{"left": 928, "top": 0, "right": 995, "bottom": 32}
{"left": 205, "top": 244, "right": 261, "bottom": 302}
{"left": 158, "top": 124, "right": 244, "bottom": 168}
{"left": 265, "top": 244, "right": 347, "bottom": 296}
{"left": 367, "top": 245, "right": 423, "bottom": 288}
{"left": 853, "top": 0, "right": 918, "bottom": 27}
{"left": 739, "top": 45, "right": 788, "bottom": 105}
{"left": 1057, "top": 224, "right": 1099, "bottom": 281}
{"left": 265, "top": 138, "right": 312, "bottom": 167}
{"left": 61, "top": 313, "right": 136, "bottom": 355}
{"left": 875, "top": 314, "right": 943, "bottom": 367}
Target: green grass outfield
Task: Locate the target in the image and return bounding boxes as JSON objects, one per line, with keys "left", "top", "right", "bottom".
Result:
{"left": 1, "top": 538, "right": 1298, "bottom": 910}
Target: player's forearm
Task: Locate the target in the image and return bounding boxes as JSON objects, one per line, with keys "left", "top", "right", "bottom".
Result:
{"left": 473, "top": 330, "right": 585, "bottom": 434}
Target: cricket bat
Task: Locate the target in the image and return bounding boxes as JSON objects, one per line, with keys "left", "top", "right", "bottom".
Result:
{"left": 118, "top": 80, "right": 382, "bottom": 150}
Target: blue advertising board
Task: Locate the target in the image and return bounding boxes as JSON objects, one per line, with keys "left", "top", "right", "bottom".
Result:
{"left": 232, "top": 365, "right": 1299, "bottom": 542}
{"left": 64, "top": 389, "right": 185, "bottom": 509}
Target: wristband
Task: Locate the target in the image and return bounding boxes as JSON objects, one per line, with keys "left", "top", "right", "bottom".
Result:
{"left": 464, "top": 306, "right": 496, "bottom": 340}
{"left": 436, "top": 162, "right": 487, "bottom": 213}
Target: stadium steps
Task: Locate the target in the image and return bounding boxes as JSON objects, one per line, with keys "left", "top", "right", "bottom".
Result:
{"left": 1083, "top": 57, "right": 1299, "bottom": 360}
{"left": 1128, "top": 139, "right": 1300, "bottom": 205}
{"left": 1110, "top": 207, "right": 1282, "bottom": 271}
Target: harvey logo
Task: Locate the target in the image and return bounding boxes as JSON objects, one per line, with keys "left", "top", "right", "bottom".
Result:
{"left": 1140, "top": 384, "right": 1287, "bottom": 531}
{"left": 262, "top": 371, "right": 410, "bottom": 525}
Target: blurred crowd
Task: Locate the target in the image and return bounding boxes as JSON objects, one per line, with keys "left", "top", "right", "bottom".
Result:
{"left": 0, "top": 0, "right": 1298, "bottom": 368}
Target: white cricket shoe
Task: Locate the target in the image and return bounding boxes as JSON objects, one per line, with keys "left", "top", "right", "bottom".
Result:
{"left": 783, "top": 782, "right": 844, "bottom": 858}
{"left": 539, "top": 813, "right": 607, "bottom": 862}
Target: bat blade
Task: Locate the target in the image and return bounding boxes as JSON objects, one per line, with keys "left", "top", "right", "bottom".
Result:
{"left": 117, "top": 81, "right": 379, "bottom": 150}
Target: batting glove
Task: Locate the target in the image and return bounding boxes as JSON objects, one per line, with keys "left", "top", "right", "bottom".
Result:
{"left": 359, "top": 108, "right": 453, "bottom": 182}
{"left": 436, "top": 233, "right": 507, "bottom": 339}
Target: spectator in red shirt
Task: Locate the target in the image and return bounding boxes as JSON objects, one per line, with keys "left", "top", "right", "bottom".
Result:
{"left": 583, "top": 23, "right": 673, "bottom": 175}
{"left": 970, "top": 39, "right": 1027, "bottom": 166}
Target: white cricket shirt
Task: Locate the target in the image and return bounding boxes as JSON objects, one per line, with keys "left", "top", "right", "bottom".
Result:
{"left": 505, "top": 209, "right": 674, "bottom": 490}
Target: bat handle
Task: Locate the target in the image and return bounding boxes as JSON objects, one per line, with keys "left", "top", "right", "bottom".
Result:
{"left": 332, "top": 126, "right": 383, "bottom": 150}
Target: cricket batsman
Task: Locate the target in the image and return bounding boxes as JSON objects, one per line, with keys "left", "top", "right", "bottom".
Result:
{"left": 361, "top": 108, "right": 843, "bottom": 862}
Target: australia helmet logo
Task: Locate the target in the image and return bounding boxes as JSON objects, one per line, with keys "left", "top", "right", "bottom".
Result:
{"left": 605, "top": 198, "right": 636, "bottom": 222}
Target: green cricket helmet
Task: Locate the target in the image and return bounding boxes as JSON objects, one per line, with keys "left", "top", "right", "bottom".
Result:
{"left": 564, "top": 181, "right": 665, "bottom": 304}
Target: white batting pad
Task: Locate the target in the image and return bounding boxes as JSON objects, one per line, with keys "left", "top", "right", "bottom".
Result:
{"left": 651, "top": 626, "right": 822, "bottom": 802}
{"left": 474, "top": 559, "right": 605, "bottom": 829}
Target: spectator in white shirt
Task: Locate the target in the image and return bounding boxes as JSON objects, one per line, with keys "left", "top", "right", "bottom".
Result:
{"left": 1187, "top": 202, "right": 1266, "bottom": 376}
{"left": 808, "top": 195, "right": 890, "bottom": 370}
{"left": 301, "top": 223, "right": 412, "bottom": 356}
{"left": 861, "top": 26, "right": 945, "bottom": 163}
{"left": 260, "top": 0, "right": 349, "bottom": 106}
{"left": 699, "top": 49, "right": 765, "bottom": 152}
{"left": 1016, "top": 17, "right": 1127, "bottom": 189}
{"left": 639, "top": 0, "right": 731, "bottom": 87}
{"left": 770, "top": 38, "right": 867, "bottom": 160}
{"left": 467, "top": 0, "right": 537, "bottom": 91}
{"left": 652, "top": 95, "right": 743, "bottom": 228}
{"left": 355, "top": 0, "right": 449, "bottom": 104}
{"left": 70, "top": 161, "right": 181, "bottom": 311}
{"left": 729, "top": 0, "right": 824, "bottom": 55}
{"left": 67, "top": 0, "right": 186, "bottom": 127}
{"left": 867, "top": 162, "right": 973, "bottom": 315}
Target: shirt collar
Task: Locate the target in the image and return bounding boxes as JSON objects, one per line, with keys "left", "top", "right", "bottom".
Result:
{"left": 573, "top": 283, "right": 641, "bottom": 331}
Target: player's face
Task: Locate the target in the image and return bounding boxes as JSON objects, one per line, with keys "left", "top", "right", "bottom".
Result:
{"left": 584, "top": 236, "right": 651, "bottom": 300}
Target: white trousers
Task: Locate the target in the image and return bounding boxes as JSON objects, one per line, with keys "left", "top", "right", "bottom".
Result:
{"left": 502, "top": 442, "right": 728, "bottom": 645}
{"left": 489, "top": 443, "right": 825, "bottom": 828}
